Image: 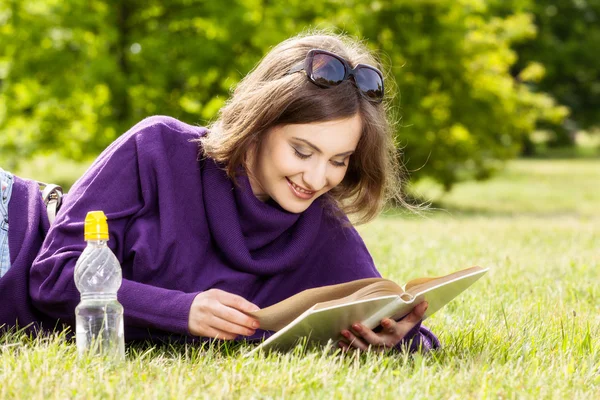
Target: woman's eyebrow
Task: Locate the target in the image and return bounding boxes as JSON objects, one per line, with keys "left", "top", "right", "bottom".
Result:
{"left": 291, "top": 137, "right": 354, "bottom": 157}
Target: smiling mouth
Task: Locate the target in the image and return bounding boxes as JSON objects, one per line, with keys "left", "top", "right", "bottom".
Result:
{"left": 286, "top": 177, "right": 316, "bottom": 199}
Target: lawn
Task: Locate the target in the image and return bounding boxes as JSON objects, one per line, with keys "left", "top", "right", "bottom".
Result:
{"left": 1, "top": 158, "right": 599, "bottom": 399}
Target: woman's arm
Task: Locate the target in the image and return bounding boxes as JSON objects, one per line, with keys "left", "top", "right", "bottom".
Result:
{"left": 31, "top": 117, "right": 261, "bottom": 340}
{"left": 29, "top": 118, "right": 200, "bottom": 335}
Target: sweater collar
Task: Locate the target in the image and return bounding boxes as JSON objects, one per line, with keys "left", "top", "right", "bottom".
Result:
{"left": 201, "top": 158, "right": 323, "bottom": 275}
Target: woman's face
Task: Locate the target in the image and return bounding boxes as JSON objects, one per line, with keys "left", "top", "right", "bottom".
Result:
{"left": 248, "top": 114, "right": 362, "bottom": 213}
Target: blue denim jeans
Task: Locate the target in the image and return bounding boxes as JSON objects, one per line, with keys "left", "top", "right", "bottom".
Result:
{"left": 0, "top": 168, "right": 13, "bottom": 278}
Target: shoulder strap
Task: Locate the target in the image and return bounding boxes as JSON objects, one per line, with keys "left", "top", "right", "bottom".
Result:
{"left": 39, "top": 182, "right": 64, "bottom": 225}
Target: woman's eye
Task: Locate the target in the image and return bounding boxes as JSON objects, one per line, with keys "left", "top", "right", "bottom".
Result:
{"left": 293, "top": 146, "right": 347, "bottom": 167}
{"left": 331, "top": 160, "right": 347, "bottom": 168}
{"left": 293, "top": 148, "right": 311, "bottom": 159}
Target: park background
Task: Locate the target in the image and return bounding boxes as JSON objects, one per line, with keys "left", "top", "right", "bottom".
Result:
{"left": 0, "top": 0, "right": 599, "bottom": 398}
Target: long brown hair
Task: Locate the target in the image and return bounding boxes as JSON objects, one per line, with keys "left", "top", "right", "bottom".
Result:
{"left": 199, "top": 31, "right": 406, "bottom": 224}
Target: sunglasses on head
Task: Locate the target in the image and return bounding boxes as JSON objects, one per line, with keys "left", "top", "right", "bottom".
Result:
{"left": 287, "top": 49, "right": 385, "bottom": 103}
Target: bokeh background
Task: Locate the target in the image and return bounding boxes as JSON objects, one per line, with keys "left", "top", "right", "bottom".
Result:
{"left": 0, "top": 0, "right": 598, "bottom": 192}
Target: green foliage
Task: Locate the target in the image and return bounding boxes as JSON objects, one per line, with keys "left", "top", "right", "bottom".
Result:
{"left": 0, "top": 0, "right": 120, "bottom": 167}
{"left": 0, "top": 0, "right": 569, "bottom": 189}
{"left": 512, "top": 0, "right": 600, "bottom": 132}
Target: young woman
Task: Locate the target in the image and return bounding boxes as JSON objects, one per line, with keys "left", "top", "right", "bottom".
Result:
{"left": 1, "top": 32, "right": 439, "bottom": 352}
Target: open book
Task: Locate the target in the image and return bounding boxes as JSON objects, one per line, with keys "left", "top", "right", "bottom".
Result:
{"left": 247, "top": 266, "right": 488, "bottom": 353}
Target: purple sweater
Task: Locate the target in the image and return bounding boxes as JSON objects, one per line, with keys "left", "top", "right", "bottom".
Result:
{"left": 5, "top": 116, "right": 439, "bottom": 350}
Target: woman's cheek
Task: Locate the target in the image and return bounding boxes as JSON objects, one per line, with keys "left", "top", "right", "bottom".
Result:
{"left": 330, "top": 168, "right": 348, "bottom": 188}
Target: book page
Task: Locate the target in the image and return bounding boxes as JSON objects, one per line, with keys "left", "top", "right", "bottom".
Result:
{"left": 404, "top": 266, "right": 485, "bottom": 295}
{"left": 250, "top": 278, "right": 386, "bottom": 331}
{"left": 313, "top": 280, "right": 405, "bottom": 311}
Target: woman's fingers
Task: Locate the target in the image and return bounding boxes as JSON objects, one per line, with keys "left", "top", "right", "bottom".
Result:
{"left": 213, "top": 301, "right": 260, "bottom": 330}
{"left": 203, "top": 326, "right": 239, "bottom": 341}
{"left": 216, "top": 290, "right": 261, "bottom": 314}
{"left": 210, "top": 314, "right": 257, "bottom": 337}
{"left": 188, "top": 289, "right": 261, "bottom": 338}
{"left": 206, "top": 289, "right": 260, "bottom": 328}
{"left": 340, "top": 329, "right": 370, "bottom": 351}
{"left": 392, "top": 301, "right": 428, "bottom": 335}
{"left": 340, "top": 302, "right": 429, "bottom": 352}
{"left": 353, "top": 323, "right": 392, "bottom": 347}
{"left": 399, "top": 301, "right": 428, "bottom": 325}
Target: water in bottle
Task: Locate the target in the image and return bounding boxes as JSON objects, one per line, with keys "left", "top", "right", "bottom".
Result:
{"left": 74, "top": 210, "right": 125, "bottom": 360}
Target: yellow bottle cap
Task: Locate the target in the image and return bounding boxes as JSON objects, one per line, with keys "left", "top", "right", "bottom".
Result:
{"left": 84, "top": 211, "right": 109, "bottom": 241}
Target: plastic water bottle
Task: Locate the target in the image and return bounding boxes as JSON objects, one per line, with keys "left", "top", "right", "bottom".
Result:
{"left": 74, "top": 210, "right": 125, "bottom": 360}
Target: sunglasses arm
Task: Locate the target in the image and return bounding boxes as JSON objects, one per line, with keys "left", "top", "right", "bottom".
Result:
{"left": 286, "top": 62, "right": 305, "bottom": 76}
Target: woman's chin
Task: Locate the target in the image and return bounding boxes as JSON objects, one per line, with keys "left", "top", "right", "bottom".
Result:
{"left": 274, "top": 195, "right": 315, "bottom": 214}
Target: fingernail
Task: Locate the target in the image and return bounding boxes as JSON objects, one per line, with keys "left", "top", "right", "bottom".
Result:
{"left": 381, "top": 319, "right": 391, "bottom": 328}
{"left": 352, "top": 323, "right": 361, "bottom": 332}
{"left": 252, "top": 321, "right": 260, "bottom": 329}
{"left": 341, "top": 330, "right": 350, "bottom": 338}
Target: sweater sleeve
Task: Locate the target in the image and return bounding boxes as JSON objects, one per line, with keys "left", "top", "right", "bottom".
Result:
{"left": 395, "top": 321, "right": 441, "bottom": 353}
{"left": 29, "top": 117, "right": 199, "bottom": 336}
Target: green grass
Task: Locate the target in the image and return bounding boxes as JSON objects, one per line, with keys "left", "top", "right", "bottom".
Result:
{"left": 2, "top": 158, "right": 599, "bottom": 399}
{"left": 407, "top": 159, "right": 600, "bottom": 218}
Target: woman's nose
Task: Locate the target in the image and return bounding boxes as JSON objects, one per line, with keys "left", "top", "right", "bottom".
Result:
{"left": 302, "top": 162, "right": 328, "bottom": 191}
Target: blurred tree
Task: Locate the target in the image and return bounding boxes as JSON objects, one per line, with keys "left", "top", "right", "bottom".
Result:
{"left": 494, "top": 0, "right": 600, "bottom": 147}
{"left": 0, "top": 0, "right": 119, "bottom": 167}
{"left": 0, "top": 0, "right": 569, "bottom": 190}
{"left": 0, "top": 0, "right": 256, "bottom": 169}
{"left": 0, "top": 0, "right": 322, "bottom": 169}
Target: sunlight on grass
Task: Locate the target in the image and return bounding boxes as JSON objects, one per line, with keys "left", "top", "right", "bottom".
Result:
{"left": 1, "top": 158, "right": 599, "bottom": 398}
{"left": 409, "top": 159, "right": 600, "bottom": 218}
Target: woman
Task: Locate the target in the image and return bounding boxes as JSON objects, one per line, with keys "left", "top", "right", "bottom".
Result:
{"left": 1, "top": 32, "right": 439, "bottom": 352}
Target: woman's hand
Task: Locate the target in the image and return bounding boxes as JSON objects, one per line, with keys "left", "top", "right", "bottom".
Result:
{"left": 339, "top": 301, "right": 428, "bottom": 352}
{"left": 188, "top": 289, "right": 261, "bottom": 340}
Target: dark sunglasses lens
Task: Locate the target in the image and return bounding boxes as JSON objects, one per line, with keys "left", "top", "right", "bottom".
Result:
{"left": 355, "top": 67, "right": 384, "bottom": 101}
{"left": 310, "top": 54, "right": 346, "bottom": 86}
